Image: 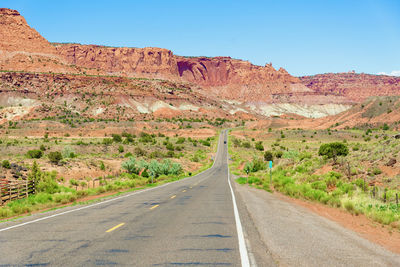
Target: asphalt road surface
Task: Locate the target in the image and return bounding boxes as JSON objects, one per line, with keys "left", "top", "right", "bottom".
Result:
{"left": 1, "top": 130, "right": 400, "bottom": 266}
{"left": 0, "top": 130, "right": 250, "bottom": 266}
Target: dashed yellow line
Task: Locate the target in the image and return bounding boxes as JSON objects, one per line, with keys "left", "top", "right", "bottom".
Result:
{"left": 170, "top": 195, "right": 176, "bottom": 199}
{"left": 182, "top": 189, "right": 186, "bottom": 192}
{"left": 150, "top": 204, "right": 159, "bottom": 210}
{"left": 106, "top": 223, "right": 125, "bottom": 233}
{"left": 189, "top": 186, "right": 193, "bottom": 189}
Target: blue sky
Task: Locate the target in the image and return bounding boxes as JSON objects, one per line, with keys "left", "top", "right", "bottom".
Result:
{"left": 2, "top": 0, "right": 400, "bottom": 76}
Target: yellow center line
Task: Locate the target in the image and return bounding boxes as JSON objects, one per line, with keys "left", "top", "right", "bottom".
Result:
{"left": 106, "top": 223, "right": 125, "bottom": 233}
{"left": 150, "top": 204, "right": 159, "bottom": 210}
{"left": 189, "top": 186, "right": 193, "bottom": 189}
{"left": 182, "top": 189, "right": 186, "bottom": 192}
{"left": 170, "top": 195, "right": 176, "bottom": 199}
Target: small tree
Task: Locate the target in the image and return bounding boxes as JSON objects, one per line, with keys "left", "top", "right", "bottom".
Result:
{"left": 318, "top": 142, "right": 349, "bottom": 163}
{"left": 264, "top": 151, "right": 274, "bottom": 162}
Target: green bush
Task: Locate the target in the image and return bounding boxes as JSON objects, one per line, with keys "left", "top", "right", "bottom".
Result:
{"left": 62, "top": 146, "right": 76, "bottom": 158}
{"left": 134, "top": 147, "right": 146, "bottom": 157}
{"left": 166, "top": 142, "right": 174, "bottom": 151}
{"left": 27, "top": 149, "right": 43, "bottom": 159}
{"left": 255, "top": 141, "right": 264, "bottom": 151}
{"left": 48, "top": 151, "right": 63, "bottom": 164}
{"left": 176, "top": 137, "right": 185, "bottom": 144}
{"left": 242, "top": 141, "right": 251, "bottom": 148}
{"left": 102, "top": 138, "right": 113, "bottom": 145}
{"left": 2, "top": 160, "right": 10, "bottom": 169}
{"left": 118, "top": 145, "right": 124, "bottom": 153}
{"left": 318, "top": 142, "right": 349, "bottom": 162}
{"left": 264, "top": 151, "right": 274, "bottom": 161}
{"left": 311, "top": 181, "right": 327, "bottom": 192}
{"left": 122, "top": 157, "right": 140, "bottom": 174}
{"left": 112, "top": 134, "right": 122, "bottom": 142}
{"left": 275, "top": 150, "right": 283, "bottom": 158}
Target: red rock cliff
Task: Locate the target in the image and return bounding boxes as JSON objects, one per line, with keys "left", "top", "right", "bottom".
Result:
{"left": 300, "top": 73, "right": 400, "bottom": 102}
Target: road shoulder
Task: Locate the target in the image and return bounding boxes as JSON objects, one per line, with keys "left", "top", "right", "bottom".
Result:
{"left": 233, "top": 180, "right": 400, "bottom": 266}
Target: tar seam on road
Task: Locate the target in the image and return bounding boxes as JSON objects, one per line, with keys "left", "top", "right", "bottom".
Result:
{"left": 106, "top": 223, "right": 125, "bottom": 233}
{"left": 150, "top": 204, "right": 159, "bottom": 210}
{"left": 226, "top": 132, "right": 251, "bottom": 267}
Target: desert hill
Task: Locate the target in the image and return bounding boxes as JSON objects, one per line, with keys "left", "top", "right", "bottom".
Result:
{"left": 0, "top": 8, "right": 400, "bottom": 122}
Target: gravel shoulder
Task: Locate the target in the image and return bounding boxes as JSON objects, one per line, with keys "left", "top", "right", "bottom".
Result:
{"left": 234, "top": 182, "right": 400, "bottom": 267}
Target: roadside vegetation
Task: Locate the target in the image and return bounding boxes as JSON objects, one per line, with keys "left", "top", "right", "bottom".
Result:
{"left": 229, "top": 127, "right": 400, "bottom": 231}
{"left": 0, "top": 127, "right": 219, "bottom": 219}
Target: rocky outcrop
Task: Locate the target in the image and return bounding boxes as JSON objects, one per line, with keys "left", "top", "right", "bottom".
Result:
{"left": 55, "top": 44, "right": 179, "bottom": 78}
{"left": 0, "top": 8, "right": 79, "bottom": 73}
{"left": 0, "top": 8, "right": 55, "bottom": 54}
{"left": 300, "top": 73, "right": 400, "bottom": 102}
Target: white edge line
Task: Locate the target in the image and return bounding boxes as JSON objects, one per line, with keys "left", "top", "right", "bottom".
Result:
{"left": 225, "top": 130, "right": 250, "bottom": 267}
{"left": 0, "top": 133, "right": 224, "bottom": 233}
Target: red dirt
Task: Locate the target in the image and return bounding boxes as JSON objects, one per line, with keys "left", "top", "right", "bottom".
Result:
{"left": 276, "top": 192, "right": 400, "bottom": 254}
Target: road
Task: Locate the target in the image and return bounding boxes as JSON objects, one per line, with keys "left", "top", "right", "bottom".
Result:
{"left": 0, "top": 130, "right": 251, "bottom": 266}
{"left": 1, "top": 130, "right": 400, "bottom": 266}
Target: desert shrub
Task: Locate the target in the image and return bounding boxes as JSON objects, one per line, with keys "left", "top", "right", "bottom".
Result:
{"left": 255, "top": 141, "right": 264, "bottom": 151}
{"left": 311, "top": 181, "right": 327, "bottom": 192}
{"left": 324, "top": 171, "right": 341, "bottom": 187}
{"left": 242, "top": 141, "right": 251, "bottom": 148}
{"left": 27, "top": 149, "right": 43, "bottom": 159}
{"left": 2, "top": 160, "right": 10, "bottom": 169}
{"left": 40, "top": 144, "right": 46, "bottom": 151}
{"left": 102, "top": 138, "right": 113, "bottom": 145}
{"left": 383, "top": 123, "right": 390, "bottom": 131}
{"left": 166, "top": 142, "right": 174, "bottom": 151}
{"left": 275, "top": 150, "right": 283, "bottom": 158}
{"left": 124, "top": 152, "right": 133, "bottom": 158}
{"left": 122, "top": 157, "right": 140, "bottom": 174}
{"left": 200, "top": 139, "right": 211, "bottom": 147}
{"left": 176, "top": 137, "right": 185, "bottom": 144}
{"left": 149, "top": 150, "right": 164, "bottom": 158}
{"left": 100, "top": 161, "right": 105, "bottom": 171}
{"left": 344, "top": 201, "right": 357, "bottom": 215}
{"left": 118, "top": 145, "right": 124, "bottom": 153}
{"left": 372, "top": 167, "right": 382, "bottom": 175}
{"left": 299, "top": 152, "right": 312, "bottom": 161}
{"left": 122, "top": 132, "right": 132, "bottom": 138}
{"left": 147, "top": 159, "right": 182, "bottom": 177}
{"left": 139, "top": 132, "right": 153, "bottom": 143}
{"left": 62, "top": 146, "right": 76, "bottom": 158}
{"left": 318, "top": 142, "right": 349, "bottom": 162}
{"left": 36, "top": 170, "right": 60, "bottom": 194}
{"left": 264, "top": 151, "right": 274, "bottom": 161}
{"left": 134, "top": 147, "right": 146, "bottom": 157}
{"left": 112, "top": 134, "right": 122, "bottom": 143}
{"left": 48, "top": 151, "right": 63, "bottom": 164}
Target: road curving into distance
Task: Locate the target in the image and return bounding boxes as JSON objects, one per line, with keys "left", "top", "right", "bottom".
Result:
{"left": 1, "top": 129, "right": 399, "bottom": 266}
{"left": 0, "top": 130, "right": 252, "bottom": 266}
